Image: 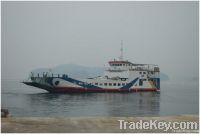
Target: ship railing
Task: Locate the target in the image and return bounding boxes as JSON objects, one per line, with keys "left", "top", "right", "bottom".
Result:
{"left": 30, "top": 72, "right": 69, "bottom": 78}
{"left": 133, "top": 64, "right": 160, "bottom": 72}
{"left": 105, "top": 65, "right": 159, "bottom": 72}
{"left": 105, "top": 68, "right": 126, "bottom": 72}
{"left": 105, "top": 67, "right": 160, "bottom": 72}
{"left": 131, "top": 68, "right": 159, "bottom": 72}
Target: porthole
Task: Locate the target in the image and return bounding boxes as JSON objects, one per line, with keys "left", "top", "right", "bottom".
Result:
{"left": 55, "top": 81, "right": 59, "bottom": 85}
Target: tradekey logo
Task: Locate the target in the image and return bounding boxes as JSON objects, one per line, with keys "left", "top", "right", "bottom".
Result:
{"left": 118, "top": 119, "right": 199, "bottom": 132}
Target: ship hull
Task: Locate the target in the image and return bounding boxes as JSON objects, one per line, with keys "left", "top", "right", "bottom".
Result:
{"left": 23, "top": 82, "right": 159, "bottom": 93}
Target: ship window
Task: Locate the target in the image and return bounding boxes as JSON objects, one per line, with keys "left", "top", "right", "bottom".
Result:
{"left": 139, "top": 72, "right": 142, "bottom": 74}
{"left": 113, "top": 83, "right": 116, "bottom": 86}
{"left": 100, "top": 83, "right": 103, "bottom": 86}
{"left": 55, "top": 81, "right": 59, "bottom": 86}
{"left": 118, "top": 83, "right": 121, "bottom": 86}
{"left": 104, "top": 83, "right": 107, "bottom": 86}
{"left": 122, "top": 83, "right": 125, "bottom": 86}
{"left": 121, "top": 78, "right": 126, "bottom": 81}
{"left": 95, "top": 83, "right": 98, "bottom": 85}
{"left": 109, "top": 83, "right": 112, "bottom": 86}
{"left": 79, "top": 82, "right": 83, "bottom": 85}
{"left": 143, "top": 72, "right": 146, "bottom": 74}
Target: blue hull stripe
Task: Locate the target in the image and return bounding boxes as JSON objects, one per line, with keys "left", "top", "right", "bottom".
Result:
{"left": 47, "top": 76, "right": 140, "bottom": 89}
{"left": 60, "top": 76, "right": 101, "bottom": 88}
{"left": 120, "top": 78, "right": 139, "bottom": 89}
{"left": 155, "top": 78, "right": 160, "bottom": 89}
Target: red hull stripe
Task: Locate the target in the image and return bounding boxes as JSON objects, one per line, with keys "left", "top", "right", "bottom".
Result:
{"left": 55, "top": 87, "right": 158, "bottom": 92}
{"left": 108, "top": 61, "right": 131, "bottom": 64}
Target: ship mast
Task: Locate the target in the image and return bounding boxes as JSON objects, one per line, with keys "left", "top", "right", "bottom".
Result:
{"left": 119, "top": 40, "right": 124, "bottom": 61}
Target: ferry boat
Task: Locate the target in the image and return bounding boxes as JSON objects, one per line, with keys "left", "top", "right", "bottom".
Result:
{"left": 23, "top": 43, "right": 160, "bottom": 93}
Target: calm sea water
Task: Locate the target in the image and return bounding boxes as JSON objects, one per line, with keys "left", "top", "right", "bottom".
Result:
{"left": 1, "top": 79, "right": 199, "bottom": 117}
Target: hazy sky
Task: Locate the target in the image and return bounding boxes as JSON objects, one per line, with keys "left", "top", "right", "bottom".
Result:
{"left": 2, "top": 1, "right": 199, "bottom": 80}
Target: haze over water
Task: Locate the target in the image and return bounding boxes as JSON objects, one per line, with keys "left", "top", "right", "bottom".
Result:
{"left": 1, "top": 2, "right": 199, "bottom": 117}
{"left": 2, "top": 2, "right": 198, "bottom": 81}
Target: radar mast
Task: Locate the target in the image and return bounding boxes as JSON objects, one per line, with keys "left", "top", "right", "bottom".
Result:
{"left": 119, "top": 40, "right": 124, "bottom": 61}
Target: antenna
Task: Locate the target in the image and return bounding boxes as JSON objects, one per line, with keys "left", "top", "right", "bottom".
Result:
{"left": 119, "top": 40, "right": 124, "bottom": 61}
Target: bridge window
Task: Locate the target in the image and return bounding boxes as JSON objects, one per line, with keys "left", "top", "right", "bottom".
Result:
{"left": 121, "top": 78, "right": 126, "bottom": 81}
{"left": 104, "top": 83, "right": 107, "bottom": 86}
{"left": 113, "top": 83, "right": 116, "bottom": 86}
{"left": 100, "top": 83, "right": 103, "bottom": 86}
{"left": 143, "top": 72, "right": 146, "bottom": 74}
{"left": 118, "top": 83, "right": 121, "bottom": 86}
{"left": 122, "top": 83, "right": 125, "bottom": 86}
{"left": 109, "top": 83, "right": 112, "bottom": 86}
{"left": 95, "top": 83, "right": 98, "bottom": 85}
